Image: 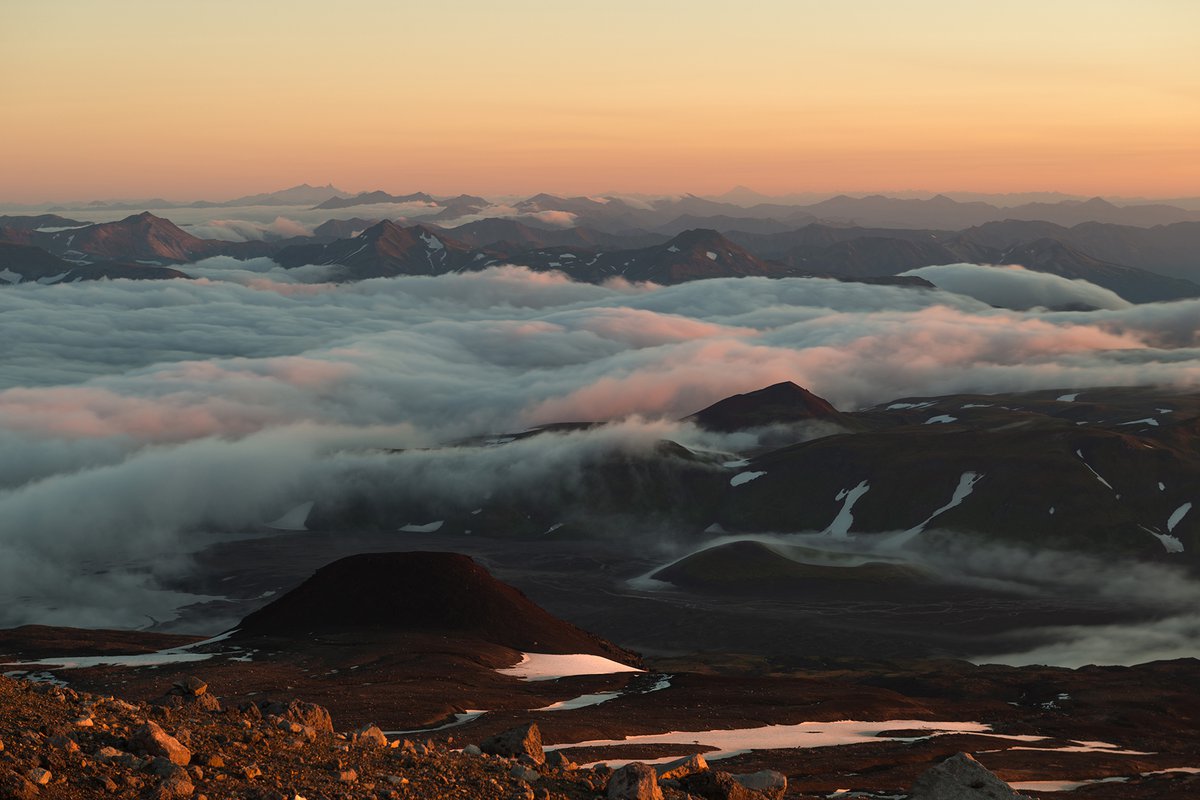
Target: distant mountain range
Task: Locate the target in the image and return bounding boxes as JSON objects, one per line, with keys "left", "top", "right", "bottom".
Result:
{"left": 3, "top": 201, "right": 1200, "bottom": 301}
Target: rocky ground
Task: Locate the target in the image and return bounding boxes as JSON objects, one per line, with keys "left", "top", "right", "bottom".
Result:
{"left": 0, "top": 670, "right": 1091, "bottom": 800}
{"left": 6, "top": 554, "right": 1200, "bottom": 799}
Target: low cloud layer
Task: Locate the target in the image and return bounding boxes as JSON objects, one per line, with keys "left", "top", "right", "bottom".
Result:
{"left": 902, "top": 263, "right": 1133, "bottom": 311}
{"left": 2, "top": 264, "right": 1200, "bottom": 631}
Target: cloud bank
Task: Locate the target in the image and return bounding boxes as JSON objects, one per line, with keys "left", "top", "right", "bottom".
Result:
{"left": 902, "top": 262, "right": 1133, "bottom": 311}
{"left": 2, "top": 264, "right": 1200, "bottom": 630}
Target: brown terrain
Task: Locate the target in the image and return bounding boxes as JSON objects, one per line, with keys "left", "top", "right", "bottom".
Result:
{"left": 4, "top": 552, "right": 1200, "bottom": 799}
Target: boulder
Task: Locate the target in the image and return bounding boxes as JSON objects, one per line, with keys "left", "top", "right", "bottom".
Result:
{"left": 910, "top": 753, "right": 1031, "bottom": 800}
{"left": 656, "top": 753, "right": 708, "bottom": 781}
{"left": 733, "top": 770, "right": 787, "bottom": 800}
{"left": 130, "top": 721, "right": 191, "bottom": 766}
{"left": 262, "top": 700, "right": 333, "bottom": 735}
{"left": 606, "top": 762, "right": 663, "bottom": 800}
{"left": 353, "top": 724, "right": 388, "bottom": 749}
{"left": 680, "top": 769, "right": 763, "bottom": 800}
{"left": 480, "top": 722, "right": 544, "bottom": 765}
{"left": 173, "top": 676, "right": 207, "bottom": 697}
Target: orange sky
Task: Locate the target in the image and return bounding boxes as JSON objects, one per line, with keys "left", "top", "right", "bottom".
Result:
{"left": 3, "top": 0, "right": 1198, "bottom": 202}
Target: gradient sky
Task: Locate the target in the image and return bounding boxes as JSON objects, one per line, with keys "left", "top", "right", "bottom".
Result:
{"left": 3, "top": 0, "right": 1198, "bottom": 201}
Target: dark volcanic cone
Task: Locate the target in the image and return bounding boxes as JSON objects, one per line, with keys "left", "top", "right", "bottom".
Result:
{"left": 234, "top": 552, "right": 640, "bottom": 664}
{"left": 687, "top": 381, "right": 848, "bottom": 432}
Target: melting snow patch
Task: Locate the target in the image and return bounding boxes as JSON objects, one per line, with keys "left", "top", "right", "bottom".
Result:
{"left": 384, "top": 711, "right": 486, "bottom": 735}
{"left": 498, "top": 653, "right": 643, "bottom": 682}
{"left": 893, "top": 472, "right": 983, "bottom": 544}
{"left": 0, "top": 269, "right": 21, "bottom": 283}
{"left": 1159, "top": 482, "right": 1166, "bottom": 492}
{"left": 1056, "top": 393, "right": 1080, "bottom": 402}
{"left": 925, "top": 414, "right": 957, "bottom": 424}
{"left": 2, "top": 629, "right": 241, "bottom": 670}
{"left": 961, "top": 403, "right": 993, "bottom": 409}
{"left": 887, "top": 401, "right": 934, "bottom": 410}
{"left": 544, "top": 523, "right": 564, "bottom": 535}
{"left": 1076, "top": 450, "right": 1115, "bottom": 491}
{"left": 1147, "top": 529, "right": 1184, "bottom": 554}
{"left": 1119, "top": 418, "right": 1159, "bottom": 427}
{"left": 1168, "top": 502, "right": 1192, "bottom": 532}
{"left": 1009, "top": 777, "right": 1129, "bottom": 792}
{"left": 535, "top": 691, "right": 622, "bottom": 712}
{"left": 730, "top": 471, "right": 767, "bottom": 487}
{"left": 398, "top": 520, "right": 444, "bottom": 533}
{"left": 419, "top": 232, "right": 444, "bottom": 250}
{"left": 706, "top": 251, "right": 718, "bottom": 260}
{"left": 267, "top": 501, "right": 314, "bottom": 531}
{"left": 667, "top": 245, "right": 680, "bottom": 252}
{"left": 722, "top": 459, "right": 750, "bottom": 468}
{"left": 826, "top": 481, "right": 869, "bottom": 539}
{"left": 548, "top": 719, "right": 1042, "bottom": 767}
{"left": 2, "top": 671, "right": 69, "bottom": 687}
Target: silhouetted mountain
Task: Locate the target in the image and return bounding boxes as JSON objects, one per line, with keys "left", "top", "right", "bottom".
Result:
{"left": 274, "top": 221, "right": 481, "bottom": 278}
{"left": 789, "top": 194, "right": 1200, "bottom": 229}
{"left": 0, "top": 214, "right": 88, "bottom": 232}
{"left": 501, "top": 229, "right": 788, "bottom": 283}
{"left": 961, "top": 220, "right": 1200, "bottom": 282}
{"left": 654, "top": 214, "right": 795, "bottom": 236}
{"left": 220, "top": 183, "right": 350, "bottom": 207}
{"left": 313, "top": 191, "right": 436, "bottom": 210}
{"left": 33, "top": 212, "right": 217, "bottom": 263}
{"left": 439, "top": 219, "right": 664, "bottom": 252}
{"left": 995, "top": 239, "right": 1200, "bottom": 303}
{"left": 312, "top": 218, "right": 380, "bottom": 239}
{"left": 688, "top": 381, "right": 850, "bottom": 432}
{"left": 0, "top": 242, "right": 187, "bottom": 284}
{"left": 429, "top": 194, "right": 490, "bottom": 221}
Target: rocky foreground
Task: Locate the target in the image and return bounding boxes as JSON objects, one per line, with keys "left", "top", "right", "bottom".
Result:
{"left": 0, "top": 672, "right": 1037, "bottom": 800}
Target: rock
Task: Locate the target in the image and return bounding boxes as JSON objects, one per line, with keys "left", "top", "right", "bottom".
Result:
{"left": 510, "top": 763, "right": 541, "bottom": 783}
{"left": 0, "top": 770, "right": 39, "bottom": 800}
{"left": 130, "top": 722, "right": 191, "bottom": 766}
{"left": 95, "top": 746, "right": 143, "bottom": 769}
{"left": 480, "top": 723, "right": 544, "bottom": 765}
{"left": 193, "top": 694, "right": 221, "bottom": 713}
{"left": 909, "top": 753, "right": 1032, "bottom": 800}
{"left": 174, "top": 677, "right": 208, "bottom": 697}
{"left": 241, "top": 764, "right": 262, "bottom": 780}
{"left": 262, "top": 700, "right": 333, "bottom": 736}
{"left": 732, "top": 770, "right": 787, "bottom": 800}
{"left": 158, "top": 772, "right": 195, "bottom": 798}
{"left": 337, "top": 768, "right": 358, "bottom": 783}
{"left": 656, "top": 754, "right": 708, "bottom": 781}
{"left": 679, "top": 770, "right": 762, "bottom": 800}
{"left": 463, "top": 744, "right": 482, "bottom": 756}
{"left": 25, "top": 768, "right": 51, "bottom": 786}
{"left": 606, "top": 762, "right": 663, "bottom": 800}
{"left": 148, "top": 758, "right": 187, "bottom": 778}
{"left": 47, "top": 735, "right": 79, "bottom": 754}
{"left": 544, "top": 749, "right": 576, "bottom": 770}
{"left": 353, "top": 724, "right": 388, "bottom": 749}
{"left": 72, "top": 716, "right": 94, "bottom": 727}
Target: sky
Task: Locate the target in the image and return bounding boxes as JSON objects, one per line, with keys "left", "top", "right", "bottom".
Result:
{"left": 3, "top": 0, "right": 1199, "bottom": 202}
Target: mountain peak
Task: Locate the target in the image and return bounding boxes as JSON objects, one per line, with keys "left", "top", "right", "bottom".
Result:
{"left": 688, "top": 381, "right": 845, "bottom": 432}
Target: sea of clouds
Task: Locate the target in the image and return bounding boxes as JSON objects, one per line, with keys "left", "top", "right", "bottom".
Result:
{"left": 2, "top": 261, "right": 1199, "bottom": 643}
